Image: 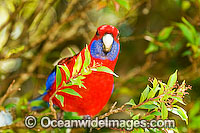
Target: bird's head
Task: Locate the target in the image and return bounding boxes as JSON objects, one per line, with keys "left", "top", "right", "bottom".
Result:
{"left": 89, "top": 25, "right": 120, "bottom": 61}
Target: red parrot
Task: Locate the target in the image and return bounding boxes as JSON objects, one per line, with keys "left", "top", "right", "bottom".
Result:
{"left": 43, "top": 25, "right": 120, "bottom": 117}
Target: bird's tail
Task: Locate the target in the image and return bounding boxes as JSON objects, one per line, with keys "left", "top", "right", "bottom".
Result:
{"left": 29, "top": 92, "right": 48, "bottom": 111}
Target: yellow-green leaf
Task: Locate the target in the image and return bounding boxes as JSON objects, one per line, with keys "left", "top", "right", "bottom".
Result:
{"left": 153, "top": 78, "right": 158, "bottom": 89}
{"left": 168, "top": 105, "right": 188, "bottom": 125}
{"left": 158, "top": 26, "right": 174, "bottom": 41}
{"left": 158, "top": 81, "right": 165, "bottom": 95}
{"left": 126, "top": 99, "right": 136, "bottom": 106}
{"left": 139, "top": 85, "right": 150, "bottom": 103}
{"left": 138, "top": 104, "right": 157, "bottom": 110}
{"left": 132, "top": 114, "right": 140, "bottom": 120}
{"left": 161, "top": 102, "right": 168, "bottom": 119}
{"left": 92, "top": 66, "right": 119, "bottom": 77}
{"left": 55, "top": 94, "right": 64, "bottom": 107}
{"left": 171, "top": 96, "right": 186, "bottom": 105}
{"left": 167, "top": 70, "right": 178, "bottom": 89}
{"left": 60, "top": 88, "right": 82, "bottom": 98}
{"left": 56, "top": 65, "right": 62, "bottom": 89}
{"left": 145, "top": 42, "right": 159, "bottom": 54}
{"left": 58, "top": 64, "right": 70, "bottom": 80}
{"left": 176, "top": 23, "right": 194, "bottom": 43}
{"left": 72, "top": 53, "right": 82, "bottom": 76}
{"left": 82, "top": 44, "right": 91, "bottom": 72}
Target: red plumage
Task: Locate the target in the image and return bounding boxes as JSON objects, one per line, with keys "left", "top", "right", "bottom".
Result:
{"left": 43, "top": 25, "right": 120, "bottom": 116}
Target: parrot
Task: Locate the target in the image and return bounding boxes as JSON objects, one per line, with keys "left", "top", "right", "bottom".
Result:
{"left": 42, "top": 25, "right": 120, "bottom": 117}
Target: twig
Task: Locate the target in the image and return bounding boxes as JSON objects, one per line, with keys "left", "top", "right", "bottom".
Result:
{"left": 0, "top": 80, "right": 21, "bottom": 106}
{"left": 99, "top": 103, "right": 125, "bottom": 119}
{"left": 49, "top": 95, "right": 57, "bottom": 119}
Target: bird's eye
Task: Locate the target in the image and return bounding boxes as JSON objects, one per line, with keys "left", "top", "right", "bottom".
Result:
{"left": 96, "top": 31, "right": 100, "bottom": 36}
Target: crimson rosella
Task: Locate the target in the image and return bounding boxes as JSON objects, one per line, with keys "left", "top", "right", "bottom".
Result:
{"left": 42, "top": 25, "right": 120, "bottom": 117}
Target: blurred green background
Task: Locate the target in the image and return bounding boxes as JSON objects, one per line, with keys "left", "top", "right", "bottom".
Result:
{"left": 0, "top": 0, "right": 200, "bottom": 132}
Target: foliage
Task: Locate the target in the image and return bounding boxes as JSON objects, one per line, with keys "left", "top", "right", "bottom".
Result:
{"left": 113, "top": 70, "right": 190, "bottom": 132}
{"left": 145, "top": 17, "right": 200, "bottom": 59}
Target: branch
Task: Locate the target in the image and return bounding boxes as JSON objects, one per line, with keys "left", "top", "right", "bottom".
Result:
{"left": 0, "top": 80, "right": 21, "bottom": 106}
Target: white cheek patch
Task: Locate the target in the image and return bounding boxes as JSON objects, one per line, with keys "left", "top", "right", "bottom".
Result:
{"left": 102, "top": 34, "right": 114, "bottom": 50}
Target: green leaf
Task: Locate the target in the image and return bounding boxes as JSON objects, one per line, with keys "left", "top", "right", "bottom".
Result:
{"left": 144, "top": 101, "right": 159, "bottom": 107}
{"left": 72, "top": 53, "right": 82, "bottom": 76}
{"left": 115, "top": 0, "right": 130, "bottom": 10}
{"left": 82, "top": 45, "right": 91, "bottom": 72}
{"left": 151, "top": 111, "right": 161, "bottom": 116}
{"left": 171, "top": 96, "right": 186, "bottom": 105}
{"left": 81, "top": 70, "right": 92, "bottom": 75}
{"left": 70, "top": 76, "right": 86, "bottom": 89}
{"left": 138, "top": 104, "right": 157, "bottom": 110}
{"left": 168, "top": 106, "right": 188, "bottom": 125}
{"left": 56, "top": 65, "right": 62, "bottom": 89}
{"left": 182, "top": 17, "right": 197, "bottom": 38}
{"left": 58, "top": 64, "right": 70, "bottom": 80}
{"left": 161, "top": 102, "right": 168, "bottom": 119}
{"left": 132, "top": 113, "right": 140, "bottom": 120}
{"left": 182, "top": 50, "right": 192, "bottom": 56}
{"left": 167, "top": 70, "right": 178, "bottom": 88}
{"left": 68, "top": 47, "right": 76, "bottom": 56}
{"left": 60, "top": 88, "right": 82, "bottom": 98}
{"left": 30, "top": 100, "right": 45, "bottom": 107}
{"left": 5, "top": 103, "right": 16, "bottom": 110}
{"left": 92, "top": 66, "right": 119, "bottom": 77}
{"left": 139, "top": 85, "right": 150, "bottom": 103}
{"left": 158, "top": 26, "right": 174, "bottom": 41}
{"left": 145, "top": 42, "right": 159, "bottom": 54}
{"left": 143, "top": 115, "right": 155, "bottom": 120}
{"left": 126, "top": 99, "right": 136, "bottom": 106}
{"left": 55, "top": 94, "right": 64, "bottom": 107}
{"left": 76, "top": 76, "right": 86, "bottom": 80}
{"left": 153, "top": 78, "right": 158, "bottom": 89}
{"left": 70, "top": 78, "right": 83, "bottom": 87}
{"left": 176, "top": 23, "right": 194, "bottom": 43}
{"left": 158, "top": 81, "right": 165, "bottom": 95}
{"left": 147, "top": 85, "right": 159, "bottom": 99}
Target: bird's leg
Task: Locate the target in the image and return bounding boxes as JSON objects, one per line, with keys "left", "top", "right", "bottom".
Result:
{"left": 83, "top": 115, "right": 91, "bottom": 120}
{"left": 57, "top": 110, "right": 64, "bottom": 119}
{"left": 83, "top": 115, "right": 93, "bottom": 132}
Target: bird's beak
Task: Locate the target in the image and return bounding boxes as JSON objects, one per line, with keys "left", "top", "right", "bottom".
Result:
{"left": 102, "top": 34, "right": 113, "bottom": 53}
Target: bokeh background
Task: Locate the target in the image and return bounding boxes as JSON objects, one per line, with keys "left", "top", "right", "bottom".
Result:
{"left": 0, "top": 0, "right": 200, "bottom": 132}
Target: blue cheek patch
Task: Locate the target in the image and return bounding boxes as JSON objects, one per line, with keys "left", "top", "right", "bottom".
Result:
{"left": 90, "top": 39, "right": 119, "bottom": 61}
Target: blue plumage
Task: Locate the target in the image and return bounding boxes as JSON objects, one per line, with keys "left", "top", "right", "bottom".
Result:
{"left": 45, "top": 69, "right": 56, "bottom": 91}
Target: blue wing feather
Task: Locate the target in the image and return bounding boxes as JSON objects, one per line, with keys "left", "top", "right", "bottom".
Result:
{"left": 29, "top": 69, "right": 56, "bottom": 111}
{"left": 46, "top": 69, "right": 56, "bottom": 91}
